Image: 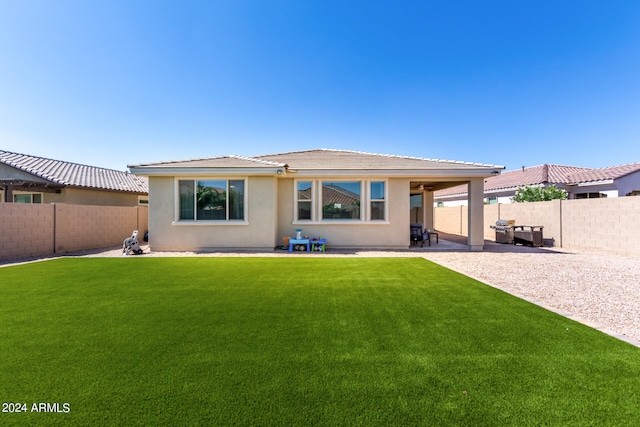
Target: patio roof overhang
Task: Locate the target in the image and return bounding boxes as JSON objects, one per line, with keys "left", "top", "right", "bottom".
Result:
{"left": 1, "top": 179, "right": 64, "bottom": 202}
{"left": 127, "top": 166, "right": 286, "bottom": 177}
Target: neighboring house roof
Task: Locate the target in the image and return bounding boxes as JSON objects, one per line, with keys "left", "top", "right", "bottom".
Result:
{"left": 434, "top": 162, "right": 640, "bottom": 199}
{"left": 565, "top": 162, "right": 640, "bottom": 184}
{"left": 321, "top": 184, "right": 361, "bottom": 206}
{"left": 434, "top": 164, "right": 588, "bottom": 198}
{"left": 0, "top": 150, "right": 148, "bottom": 193}
{"left": 129, "top": 148, "right": 504, "bottom": 178}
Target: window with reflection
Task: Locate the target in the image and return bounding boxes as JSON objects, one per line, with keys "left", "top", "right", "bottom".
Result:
{"left": 178, "top": 179, "right": 245, "bottom": 221}
{"left": 370, "top": 181, "right": 385, "bottom": 220}
{"left": 296, "top": 181, "right": 312, "bottom": 220}
{"left": 321, "top": 181, "right": 361, "bottom": 220}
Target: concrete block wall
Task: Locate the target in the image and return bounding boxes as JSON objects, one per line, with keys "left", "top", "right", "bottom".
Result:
{"left": 483, "top": 204, "right": 500, "bottom": 240}
{"left": 54, "top": 204, "right": 141, "bottom": 253}
{"left": 499, "top": 200, "right": 562, "bottom": 247}
{"left": 436, "top": 197, "right": 640, "bottom": 256}
{"left": 434, "top": 206, "right": 467, "bottom": 236}
{"left": 0, "top": 203, "right": 54, "bottom": 259}
{"left": 1, "top": 203, "right": 149, "bottom": 261}
{"left": 562, "top": 197, "right": 640, "bottom": 257}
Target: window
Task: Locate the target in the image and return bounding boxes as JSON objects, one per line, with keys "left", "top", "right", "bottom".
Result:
{"left": 370, "top": 181, "right": 385, "bottom": 220}
{"left": 294, "top": 179, "right": 387, "bottom": 222}
{"left": 296, "top": 181, "right": 312, "bottom": 220}
{"left": 322, "top": 181, "right": 361, "bottom": 220}
{"left": 178, "top": 179, "right": 245, "bottom": 221}
{"left": 13, "top": 193, "right": 42, "bottom": 204}
{"left": 574, "top": 192, "right": 607, "bottom": 199}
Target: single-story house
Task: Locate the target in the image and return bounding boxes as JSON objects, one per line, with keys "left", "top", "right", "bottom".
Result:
{"left": 434, "top": 162, "right": 640, "bottom": 206}
{"left": 0, "top": 150, "right": 148, "bottom": 206}
{"left": 128, "top": 149, "right": 504, "bottom": 251}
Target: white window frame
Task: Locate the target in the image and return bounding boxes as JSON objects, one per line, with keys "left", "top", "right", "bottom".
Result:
{"left": 293, "top": 179, "right": 388, "bottom": 224}
{"left": 173, "top": 178, "right": 249, "bottom": 225}
{"left": 294, "top": 180, "right": 315, "bottom": 222}
{"left": 12, "top": 191, "right": 43, "bottom": 204}
{"left": 320, "top": 180, "right": 363, "bottom": 221}
{"left": 368, "top": 180, "right": 387, "bottom": 221}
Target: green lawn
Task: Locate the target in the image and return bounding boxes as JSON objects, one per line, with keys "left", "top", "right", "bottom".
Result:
{"left": 1, "top": 257, "right": 639, "bottom": 426}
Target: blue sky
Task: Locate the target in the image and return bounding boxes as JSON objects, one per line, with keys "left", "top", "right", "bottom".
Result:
{"left": 1, "top": 1, "right": 639, "bottom": 172}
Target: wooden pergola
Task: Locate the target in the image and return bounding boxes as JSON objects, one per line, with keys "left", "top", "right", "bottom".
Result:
{"left": 0, "top": 179, "right": 64, "bottom": 203}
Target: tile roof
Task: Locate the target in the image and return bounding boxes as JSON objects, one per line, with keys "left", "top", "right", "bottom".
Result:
{"left": 434, "top": 164, "right": 593, "bottom": 197}
{"left": 434, "top": 162, "right": 640, "bottom": 198}
{"left": 130, "top": 148, "right": 503, "bottom": 171}
{"left": 0, "top": 150, "right": 148, "bottom": 193}
{"left": 566, "top": 162, "right": 640, "bottom": 184}
{"left": 321, "top": 184, "right": 361, "bottom": 206}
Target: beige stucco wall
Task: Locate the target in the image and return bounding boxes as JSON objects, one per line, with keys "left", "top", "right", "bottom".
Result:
{"left": 275, "top": 178, "right": 409, "bottom": 249}
{"left": 148, "top": 176, "right": 411, "bottom": 251}
{"left": 148, "top": 176, "right": 278, "bottom": 251}
{"left": 44, "top": 188, "right": 143, "bottom": 206}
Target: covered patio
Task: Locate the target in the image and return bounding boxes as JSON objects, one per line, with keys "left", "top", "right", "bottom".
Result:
{"left": 409, "top": 176, "right": 491, "bottom": 251}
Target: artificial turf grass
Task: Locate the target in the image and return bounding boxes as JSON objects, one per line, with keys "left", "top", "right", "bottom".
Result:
{"left": 1, "top": 258, "right": 639, "bottom": 426}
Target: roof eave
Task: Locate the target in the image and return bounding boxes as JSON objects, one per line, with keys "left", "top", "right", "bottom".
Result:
{"left": 129, "top": 166, "right": 285, "bottom": 176}
{"left": 568, "top": 179, "right": 615, "bottom": 187}
{"left": 273, "top": 168, "right": 503, "bottom": 178}
{"left": 64, "top": 184, "right": 148, "bottom": 194}
{"left": 130, "top": 166, "right": 503, "bottom": 179}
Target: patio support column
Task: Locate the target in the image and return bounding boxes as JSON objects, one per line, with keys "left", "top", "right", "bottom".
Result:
{"left": 3, "top": 185, "right": 12, "bottom": 202}
{"left": 467, "top": 178, "right": 484, "bottom": 251}
{"left": 423, "top": 190, "right": 434, "bottom": 230}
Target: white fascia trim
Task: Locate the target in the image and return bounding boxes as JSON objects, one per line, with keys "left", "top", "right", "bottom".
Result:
{"left": 129, "top": 167, "right": 281, "bottom": 176}
{"left": 172, "top": 220, "right": 250, "bottom": 226}
{"left": 291, "top": 169, "right": 502, "bottom": 178}
{"left": 293, "top": 220, "right": 390, "bottom": 225}
{"left": 574, "top": 179, "right": 615, "bottom": 187}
